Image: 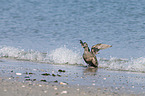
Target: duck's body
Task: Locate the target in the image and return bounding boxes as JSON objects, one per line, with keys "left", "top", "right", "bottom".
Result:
{"left": 80, "top": 40, "right": 112, "bottom": 68}
{"left": 83, "top": 48, "right": 98, "bottom": 67}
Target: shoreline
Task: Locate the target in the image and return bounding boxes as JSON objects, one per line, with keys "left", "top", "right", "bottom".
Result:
{"left": 0, "top": 59, "right": 145, "bottom": 96}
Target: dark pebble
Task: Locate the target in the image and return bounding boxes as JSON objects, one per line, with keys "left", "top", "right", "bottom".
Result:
{"left": 25, "top": 79, "right": 31, "bottom": 81}
{"left": 54, "top": 80, "right": 58, "bottom": 83}
{"left": 32, "top": 79, "right": 36, "bottom": 81}
{"left": 57, "top": 74, "right": 61, "bottom": 77}
{"left": 25, "top": 76, "right": 30, "bottom": 78}
{"left": 52, "top": 74, "right": 56, "bottom": 77}
{"left": 40, "top": 80, "right": 47, "bottom": 82}
{"left": 29, "top": 73, "right": 34, "bottom": 74}
{"left": 25, "top": 72, "right": 34, "bottom": 75}
{"left": 58, "top": 69, "right": 65, "bottom": 72}
{"left": 41, "top": 73, "right": 50, "bottom": 76}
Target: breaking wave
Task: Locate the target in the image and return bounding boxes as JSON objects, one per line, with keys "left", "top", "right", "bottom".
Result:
{"left": 0, "top": 46, "right": 145, "bottom": 72}
{"left": 0, "top": 46, "right": 83, "bottom": 65}
{"left": 99, "top": 57, "right": 145, "bottom": 72}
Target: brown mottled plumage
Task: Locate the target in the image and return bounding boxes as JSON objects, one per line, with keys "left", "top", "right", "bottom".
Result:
{"left": 80, "top": 40, "right": 112, "bottom": 68}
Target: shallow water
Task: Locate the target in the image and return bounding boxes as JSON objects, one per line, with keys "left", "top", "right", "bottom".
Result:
{"left": 0, "top": 0, "right": 145, "bottom": 72}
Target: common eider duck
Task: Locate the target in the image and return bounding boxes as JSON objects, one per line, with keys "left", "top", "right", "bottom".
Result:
{"left": 80, "top": 40, "right": 112, "bottom": 68}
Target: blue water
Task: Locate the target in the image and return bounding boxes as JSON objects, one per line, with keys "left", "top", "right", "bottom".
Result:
{"left": 0, "top": 0, "right": 145, "bottom": 72}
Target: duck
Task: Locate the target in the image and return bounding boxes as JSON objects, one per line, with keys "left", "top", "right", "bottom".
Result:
{"left": 80, "top": 40, "right": 112, "bottom": 68}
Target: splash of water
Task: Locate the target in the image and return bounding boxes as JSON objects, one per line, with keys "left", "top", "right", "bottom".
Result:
{"left": 47, "top": 46, "right": 83, "bottom": 64}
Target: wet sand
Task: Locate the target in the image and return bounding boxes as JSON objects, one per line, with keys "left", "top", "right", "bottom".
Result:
{"left": 0, "top": 59, "right": 145, "bottom": 96}
{"left": 0, "top": 79, "right": 124, "bottom": 96}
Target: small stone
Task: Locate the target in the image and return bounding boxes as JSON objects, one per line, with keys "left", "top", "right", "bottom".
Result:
{"left": 44, "top": 91, "right": 47, "bottom": 93}
{"left": 61, "top": 91, "right": 67, "bottom": 94}
{"left": 132, "top": 86, "right": 135, "bottom": 88}
{"left": 60, "top": 82, "right": 68, "bottom": 85}
{"left": 22, "top": 85, "right": 25, "bottom": 88}
{"left": 40, "top": 80, "right": 47, "bottom": 82}
{"left": 32, "top": 79, "right": 36, "bottom": 81}
{"left": 54, "top": 88, "right": 57, "bottom": 90}
{"left": 103, "top": 78, "right": 106, "bottom": 80}
{"left": 16, "top": 73, "right": 22, "bottom": 75}
{"left": 25, "top": 79, "right": 31, "bottom": 81}
{"left": 58, "top": 69, "right": 65, "bottom": 72}
{"left": 41, "top": 73, "right": 50, "bottom": 76}
{"left": 29, "top": 73, "right": 34, "bottom": 75}
{"left": 97, "top": 88, "right": 101, "bottom": 91}
{"left": 52, "top": 74, "right": 56, "bottom": 77}
{"left": 41, "top": 69, "right": 45, "bottom": 72}
{"left": 33, "top": 69, "right": 37, "bottom": 71}
{"left": 25, "top": 76, "right": 30, "bottom": 78}
{"left": 92, "top": 83, "right": 95, "bottom": 85}
{"left": 4, "top": 89, "right": 7, "bottom": 92}
{"left": 57, "top": 74, "right": 61, "bottom": 77}
{"left": 54, "top": 80, "right": 58, "bottom": 83}
{"left": 39, "top": 85, "right": 42, "bottom": 87}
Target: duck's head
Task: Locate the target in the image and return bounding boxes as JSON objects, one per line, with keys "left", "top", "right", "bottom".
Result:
{"left": 83, "top": 42, "right": 88, "bottom": 48}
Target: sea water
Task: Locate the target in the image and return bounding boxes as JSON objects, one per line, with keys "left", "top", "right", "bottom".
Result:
{"left": 0, "top": 0, "right": 145, "bottom": 72}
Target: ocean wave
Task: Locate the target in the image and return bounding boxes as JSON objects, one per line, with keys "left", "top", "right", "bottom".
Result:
{"left": 99, "top": 57, "right": 145, "bottom": 72}
{"left": 0, "top": 46, "right": 145, "bottom": 72}
{"left": 0, "top": 46, "right": 84, "bottom": 65}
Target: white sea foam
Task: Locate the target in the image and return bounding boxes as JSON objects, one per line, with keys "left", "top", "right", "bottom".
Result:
{"left": 99, "top": 57, "right": 145, "bottom": 72}
{"left": 1, "top": 46, "right": 145, "bottom": 72}
{"left": 47, "top": 46, "right": 83, "bottom": 64}
{"left": 0, "top": 46, "right": 45, "bottom": 61}
{"left": 0, "top": 46, "right": 83, "bottom": 65}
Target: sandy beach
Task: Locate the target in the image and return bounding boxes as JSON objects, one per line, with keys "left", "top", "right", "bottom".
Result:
{"left": 0, "top": 59, "right": 145, "bottom": 96}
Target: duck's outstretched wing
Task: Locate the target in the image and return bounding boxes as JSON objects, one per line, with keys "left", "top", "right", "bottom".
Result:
{"left": 91, "top": 43, "right": 112, "bottom": 54}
